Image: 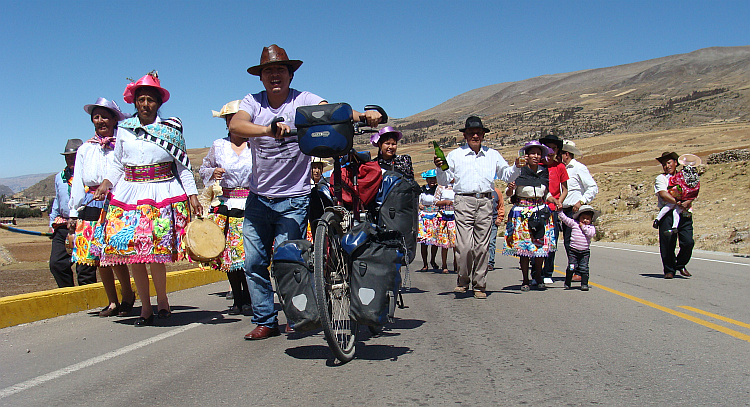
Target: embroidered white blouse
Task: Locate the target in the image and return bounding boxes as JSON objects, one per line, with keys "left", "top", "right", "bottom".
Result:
{"left": 198, "top": 137, "right": 253, "bottom": 189}
{"left": 69, "top": 138, "right": 119, "bottom": 218}
{"left": 106, "top": 117, "right": 198, "bottom": 200}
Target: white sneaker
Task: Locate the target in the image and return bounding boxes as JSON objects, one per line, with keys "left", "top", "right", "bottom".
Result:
{"left": 543, "top": 278, "right": 553, "bottom": 285}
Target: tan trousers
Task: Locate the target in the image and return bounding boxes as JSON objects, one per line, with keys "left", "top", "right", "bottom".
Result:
{"left": 454, "top": 195, "right": 493, "bottom": 291}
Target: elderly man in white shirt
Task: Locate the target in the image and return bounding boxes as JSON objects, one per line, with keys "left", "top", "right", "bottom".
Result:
{"left": 434, "top": 116, "right": 522, "bottom": 299}
{"left": 560, "top": 140, "right": 598, "bottom": 272}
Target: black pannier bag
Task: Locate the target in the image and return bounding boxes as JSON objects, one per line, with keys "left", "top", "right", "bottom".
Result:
{"left": 271, "top": 240, "right": 320, "bottom": 332}
{"left": 341, "top": 223, "right": 403, "bottom": 327}
{"left": 372, "top": 170, "right": 420, "bottom": 263}
{"left": 296, "top": 103, "right": 354, "bottom": 158}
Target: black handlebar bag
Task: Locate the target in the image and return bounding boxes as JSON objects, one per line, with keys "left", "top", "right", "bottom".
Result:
{"left": 271, "top": 240, "right": 321, "bottom": 332}
{"left": 296, "top": 103, "right": 354, "bottom": 158}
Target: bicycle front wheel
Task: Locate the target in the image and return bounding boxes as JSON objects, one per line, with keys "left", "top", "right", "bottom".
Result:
{"left": 313, "top": 211, "right": 358, "bottom": 362}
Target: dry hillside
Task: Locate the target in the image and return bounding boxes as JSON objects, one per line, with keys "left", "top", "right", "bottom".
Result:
{"left": 392, "top": 46, "right": 750, "bottom": 147}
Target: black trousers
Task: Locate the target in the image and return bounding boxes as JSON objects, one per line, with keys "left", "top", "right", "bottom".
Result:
{"left": 658, "top": 211, "right": 694, "bottom": 275}
{"left": 565, "top": 248, "right": 590, "bottom": 286}
{"left": 226, "top": 269, "right": 251, "bottom": 308}
{"left": 542, "top": 210, "right": 560, "bottom": 278}
{"left": 49, "top": 227, "right": 97, "bottom": 288}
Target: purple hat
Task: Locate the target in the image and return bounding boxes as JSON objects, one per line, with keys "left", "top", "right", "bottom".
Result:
{"left": 84, "top": 97, "right": 130, "bottom": 121}
{"left": 370, "top": 126, "right": 403, "bottom": 147}
{"left": 519, "top": 140, "right": 552, "bottom": 157}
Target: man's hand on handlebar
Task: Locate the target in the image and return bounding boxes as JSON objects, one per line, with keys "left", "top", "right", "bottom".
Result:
{"left": 358, "top": 110, "right": 382, "bottom": 128}
{"left": 269, "top": 117, "right": 291, "bottom": 140}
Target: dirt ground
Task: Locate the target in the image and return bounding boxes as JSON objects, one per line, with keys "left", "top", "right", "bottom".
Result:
{"left": 0, "top": 218, "right": 200, "bottom": 297}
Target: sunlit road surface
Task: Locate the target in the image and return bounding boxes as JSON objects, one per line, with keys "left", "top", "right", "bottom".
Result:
{"left": 2, "top": 242, "right": 749, "bottom": 406}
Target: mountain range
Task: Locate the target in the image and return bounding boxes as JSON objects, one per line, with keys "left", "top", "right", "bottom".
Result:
{"left": 0, "top": 173, "right": 56, "bottom": 195}
{"left": 391, "top": 46, "right": 750, "bottom": 145}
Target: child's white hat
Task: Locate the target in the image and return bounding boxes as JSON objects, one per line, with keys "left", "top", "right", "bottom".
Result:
{"left": 678, "top": 154, "right": 702, "bottom": 166}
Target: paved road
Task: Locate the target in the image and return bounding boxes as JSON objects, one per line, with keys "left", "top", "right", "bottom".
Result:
{"left": 2, "top": 242, "right": 749, "bottom": 406}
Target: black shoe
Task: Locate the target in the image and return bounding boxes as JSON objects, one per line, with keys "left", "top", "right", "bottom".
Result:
{"left": 157, "top": 308, "right": 171, "bottom": 319}
{"left": 98, "top": 304, "right": 120, "bottom": 317}
{"left": 134, "top": 314, "right": 154, "bottom": 327}
{"left": 118, "top": 298, "right": 135, "bottom": 317}
{"left": 227, "top": 305, "right": 241, "bottom": 315}
{"left": 241, "top": 304, "right": 253, "bottom": 316}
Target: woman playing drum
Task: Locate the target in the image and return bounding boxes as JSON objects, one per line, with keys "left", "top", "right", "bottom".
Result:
{"left": 199, "top": 100, "right": 253, "bottom": 316}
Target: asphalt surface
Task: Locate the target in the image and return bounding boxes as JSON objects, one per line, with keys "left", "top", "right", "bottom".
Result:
{"left": 2, "top": 242, "right": 749, "bottom": 406}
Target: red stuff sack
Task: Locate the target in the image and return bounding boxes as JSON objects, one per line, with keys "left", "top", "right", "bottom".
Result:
{"left": 333, "top": 161, "right": 383, "bottom": 207}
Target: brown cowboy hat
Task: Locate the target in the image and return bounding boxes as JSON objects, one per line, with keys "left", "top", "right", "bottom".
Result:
{"left": 656, "top": 151, "right": 679, "bottom": 164}
{"left": 247, "top": 44, "right": 303, "bottom": 76}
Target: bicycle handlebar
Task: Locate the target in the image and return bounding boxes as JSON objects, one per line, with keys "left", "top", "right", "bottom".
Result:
{"left": 270, "top": 104, "right": 388, "bottom": 139}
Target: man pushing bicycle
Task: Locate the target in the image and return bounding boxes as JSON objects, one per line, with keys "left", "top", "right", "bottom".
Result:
{"left": 229, "top": 44, "right": 382, "bottom": 340}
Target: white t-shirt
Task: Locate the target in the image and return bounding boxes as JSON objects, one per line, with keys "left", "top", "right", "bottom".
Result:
{"left": 239, "top": 89, "right": 324, "bottom": 198}
{"left": 654, "top": 173, "right": 671, "bottom": 209}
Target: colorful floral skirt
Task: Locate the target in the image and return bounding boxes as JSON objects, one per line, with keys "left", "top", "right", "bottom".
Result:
{"left": 72, "top": 195, "right": 107, "bottom": 266}
{"left": 205, "top": 205, "right": 245, "bottom": 272}
{"left": 418, "top": 210, "right": 439, "bottom": 245}
{"left": 435, "top": 212, "right": 457, "bottom": 248}
{"left": 502, "top": 204, "right": 556, "bottom": 258}
{"left": 99, "top": 195, "right": 190, "bottom": 265}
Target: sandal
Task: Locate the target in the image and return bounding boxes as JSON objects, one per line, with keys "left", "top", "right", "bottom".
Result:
{"left": 442, "top": 268, "right": 450, "bottom": 274}
{"left": 420, "top": 265, "right": 429, "bottom": 271}
{"left": 520, "top": 284, "right": 530, "bottom": 292}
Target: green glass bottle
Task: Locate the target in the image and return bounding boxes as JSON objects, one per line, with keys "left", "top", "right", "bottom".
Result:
{"left": 433, "top": 141, "right": 449, "bottom": 171}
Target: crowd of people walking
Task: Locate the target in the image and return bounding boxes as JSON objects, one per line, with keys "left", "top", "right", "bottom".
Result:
{"left": 46, "top": 43, "right": 695, "bottom": 337}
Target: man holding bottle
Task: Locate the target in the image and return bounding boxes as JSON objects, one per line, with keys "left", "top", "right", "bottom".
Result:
{"left": 434, "top": 116, "right": 522, "bottom": 299}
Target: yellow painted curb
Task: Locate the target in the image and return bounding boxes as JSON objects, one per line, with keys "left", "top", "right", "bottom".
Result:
{"left": 0, "top": 267, "right": 226, "bottom": 329}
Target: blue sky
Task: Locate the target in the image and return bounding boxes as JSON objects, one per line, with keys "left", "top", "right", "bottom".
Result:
{"left": 1, "top": 0, "right": 749, "bottom": 178}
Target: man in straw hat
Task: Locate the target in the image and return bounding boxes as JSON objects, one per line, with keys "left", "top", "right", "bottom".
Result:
{"left": 229, "top": 44, "right": 383, "bottom": 339}
{"left": 48, "top": 139, "right": 97, "bottom": 288}
{"left": 560, "top": 140, "right": 598, "bottom": 281}
{"left": 654, "top": 151, "right": 694, "bottom": 279}
{"left": 434, "top": 116, "right": 523, "bottom": 299}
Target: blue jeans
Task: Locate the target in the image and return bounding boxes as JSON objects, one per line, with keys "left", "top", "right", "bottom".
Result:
{"left": 488, "top": 222, "right": 498, "bottom": 267}
{"left": 243, "top": 192, "right": 308, "bottom": 327}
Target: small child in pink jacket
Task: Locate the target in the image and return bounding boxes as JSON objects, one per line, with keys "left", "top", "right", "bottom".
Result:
{"left": 558, "top": 205, "right": 598, "bottom": 291}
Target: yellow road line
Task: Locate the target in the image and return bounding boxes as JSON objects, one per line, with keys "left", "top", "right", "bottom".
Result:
{"left": 591, "top": 283, "right": 750, "bottom": 343}
{"left": 679, "top": 306, "right": 750, "bottom": 330}
{"left": 552, "top": 269, "right": 750, "bottom": 343}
